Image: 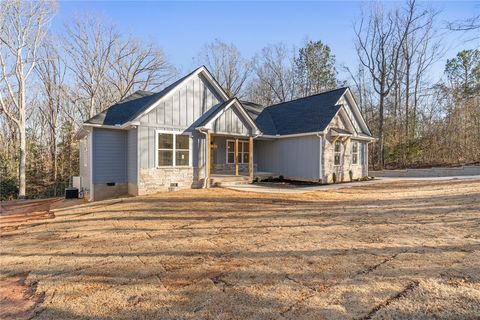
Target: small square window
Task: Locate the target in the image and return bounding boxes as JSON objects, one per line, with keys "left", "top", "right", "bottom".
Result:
{"left": 352, "top": 142, "right": 359, "bottom": 165}
{"left": 334, "top": 140, "right": 341, "bottom": 166}
{"left": 334, "top": 154, "right": 340, "bottom": 166}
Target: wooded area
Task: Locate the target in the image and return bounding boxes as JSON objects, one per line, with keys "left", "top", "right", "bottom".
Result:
{"left": 1, "top": 0, "right": 479, "bottom": 199}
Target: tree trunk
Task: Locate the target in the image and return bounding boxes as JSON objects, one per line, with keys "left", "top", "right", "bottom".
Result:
{"left": 18, "top": 115, "right": 26, "bottom": 199}
{"left": 377, "top": 92, "right": 385, "bottom": 168}
{"left": 17, "top": 78, "right": 27, "bottom": 199}
{"left": 90, "top": 95, "right": 96, "bottom": 118}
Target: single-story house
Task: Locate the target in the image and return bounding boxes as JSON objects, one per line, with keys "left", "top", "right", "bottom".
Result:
{"left": 75, "top": 66, "right": 375, "bottom": 201}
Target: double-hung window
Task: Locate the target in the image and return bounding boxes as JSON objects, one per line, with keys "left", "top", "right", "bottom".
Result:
{"left": 157, "top": 132, "right": 191, "bottom": 167}
{"left": 226, "top": 140, "right": 249, "bottom": 164}
{"left": 334, "top": 140, "right": 341, "bottom": 166}
{"left": 352, "top": 141, "right": 358, "bottom": 165}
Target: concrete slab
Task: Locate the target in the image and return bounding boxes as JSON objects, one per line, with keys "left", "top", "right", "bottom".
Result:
{"left": 223, "top": 176, "right": 480, "bottom": 194}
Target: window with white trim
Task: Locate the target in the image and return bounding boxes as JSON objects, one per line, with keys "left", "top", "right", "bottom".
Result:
{"left": 334, "top": 140, "right": 341, "bottom": 166}
{"left": 226, "top": 139, "right": 249, "bottom": 164}
{"left": 352, "top": 141, "right": 358, "bottom": 165}
{"left": 157, "top": 132, "right": 190, "bottom": 167}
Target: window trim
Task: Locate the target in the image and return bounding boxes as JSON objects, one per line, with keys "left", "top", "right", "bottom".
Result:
{"left": 334, "top": 140, "right": 342, "bottom": 166}
{"left": 155, "top": 130, "right": 192, "bottom": 168}
{"left": 226, "top": 139, "right": 249, "bottom": 164}
{"left": 352, "top": 141, "right": 359, "bottom": 165}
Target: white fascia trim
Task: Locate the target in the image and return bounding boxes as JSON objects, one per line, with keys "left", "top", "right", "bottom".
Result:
{"left": 199, "top": 66, "right": 230, "bottom": 101}
{"left": 331, "top": 132, "right": 353, "bottom": 137}
{"left": 354, "top": 136, "right": 377, "bottom": 142}
{"left": 336, "top": 89, "right": 372, "bottom": 136}
{"left": 262, "top": 131, "right": 325, "bottom": 139}
{"left": 83, "top": 123, "right": 126, "bottom": 130}
{"left": 232, "top": 99, "right": 262, "bottom": 134}
{"left": 337, "top": 106, "right": 357, "bottom": 134}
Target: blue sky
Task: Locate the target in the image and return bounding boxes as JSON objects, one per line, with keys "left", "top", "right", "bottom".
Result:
{"left": 53, "top": 1, "right": 479, "bottom": 82}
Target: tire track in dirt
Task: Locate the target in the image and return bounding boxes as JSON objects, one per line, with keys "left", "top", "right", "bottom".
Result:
{"left": 283, "top": 252, "right": 404, "bottom": 317}
{"left": 357, "top": 280, "right": 420, "bottom": 320}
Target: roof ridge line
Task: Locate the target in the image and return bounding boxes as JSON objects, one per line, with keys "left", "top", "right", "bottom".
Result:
{"left": 264, "top": 87, "right": 349, "bottom": 110}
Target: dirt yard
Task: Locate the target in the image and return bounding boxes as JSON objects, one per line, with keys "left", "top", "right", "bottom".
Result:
{"left": 1, "top": 179, "right": 479, "bottom": 319}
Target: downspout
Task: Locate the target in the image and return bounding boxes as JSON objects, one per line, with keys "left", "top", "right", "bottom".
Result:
{"left": 196, "top": 127, "right": 210, "bottom": 188}
{"left": 252, "top": 132, "right": 262, "bottom": 177}
{"left": 317, "top": 132, "right": 324, "bottom": 183}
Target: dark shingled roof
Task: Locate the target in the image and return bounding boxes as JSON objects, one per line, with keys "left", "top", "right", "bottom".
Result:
{"left": 84, "top": 70, "right": 355, "bottom": 137}
{"left": 254, "top": 88, "right": 348, "bottom": 135}
{"left": 240, "top": 100, "right": 266, "bottom": 120}
{"left": 85, "top": 68, "right": 202, "bottom": 126}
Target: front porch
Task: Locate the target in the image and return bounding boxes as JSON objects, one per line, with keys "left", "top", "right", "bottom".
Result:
{"left": 207, "top": 134, "right": 254, "bottom": 184}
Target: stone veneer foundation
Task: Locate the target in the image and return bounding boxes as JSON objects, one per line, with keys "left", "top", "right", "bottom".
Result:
{"left": 138, "top": 167, "right": 203, "bottom": 195}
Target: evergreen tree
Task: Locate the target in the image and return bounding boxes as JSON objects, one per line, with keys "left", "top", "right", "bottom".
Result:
{"left": 294, "top": 40, "right": 337, "bottom": 97}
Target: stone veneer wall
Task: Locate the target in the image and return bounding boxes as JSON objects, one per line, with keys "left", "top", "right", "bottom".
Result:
{"left": 323, "top": 114, "right": 367, "bottom": 183}
{"left": 138, "top": 167, "right": 203, "bottom": 195}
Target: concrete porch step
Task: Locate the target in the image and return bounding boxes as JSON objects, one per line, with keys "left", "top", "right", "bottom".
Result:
{"left": 210, "top": 175, "right": 250, "bottom": 187}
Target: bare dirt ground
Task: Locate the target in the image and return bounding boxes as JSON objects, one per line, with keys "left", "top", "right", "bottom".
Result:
{"left": 0, "top": 179, "right": 479, "bottom": 319}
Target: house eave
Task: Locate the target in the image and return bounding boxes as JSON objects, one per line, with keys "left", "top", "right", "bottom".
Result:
{"left": 262, "top": 131, "right": 325, "bottom": 139}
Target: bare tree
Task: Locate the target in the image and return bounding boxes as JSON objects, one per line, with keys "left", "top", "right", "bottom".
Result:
{"left": 448, "top": 14, "right": 480, "bottom": 32}
{"left": 35, "top": 37, "right": 68, "bottom": 193}
{"left": 63, "top": 13, "right": 119, "bottom": 118}
{"left": 198, "top": 39, "right": 251, "bottom": 98}
{"left": 0, "top": 0, "right": 56, "bottom": 198}
{"left": 354, "top": 1, "right": 418, "bottom": 167}
{"left": 108, "top": 37, "right": 176, "bottom": 100}
{"left": 249, "top": 43, "right": 296, "bottom": 105}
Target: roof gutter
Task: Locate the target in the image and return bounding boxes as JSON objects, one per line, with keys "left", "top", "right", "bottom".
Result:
{"left": 262, "top": 131, "right": 325, "bottom": 139}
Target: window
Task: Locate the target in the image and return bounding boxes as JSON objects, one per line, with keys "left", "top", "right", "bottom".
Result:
{"left": 226, "top": 139, "right": 250, "bottom": 164}
{"left": 157, "top": 132, "right": 190, "bottom": 167}
{"left": 227, "top": 140, "right": 235, "bottom": 164}
{"left": 334, "top": 140, "right": 341, "bottom": 166}
{"left": 352, "top": 141, "right": 358, "bottom": 165}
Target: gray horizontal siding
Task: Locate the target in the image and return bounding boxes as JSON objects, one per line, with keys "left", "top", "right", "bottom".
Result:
{"left": 255, "top": 135, "right": 320, "bottom": 179}
{"left": 93, "top": 128, "right": 127, "bottom": 184}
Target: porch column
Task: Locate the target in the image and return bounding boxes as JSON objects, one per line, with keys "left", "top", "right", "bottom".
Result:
{"left": 206, "top": 132, "right": 211, "bottom": 185}
{"left": 248, "top": 136, "right": 253, "bottom": 180}
{"left": 234, "top": 138, "right": 239, "bottom": 176}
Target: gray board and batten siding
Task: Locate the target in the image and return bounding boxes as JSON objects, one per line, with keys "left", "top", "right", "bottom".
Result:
{"left": 137, "top": 73, "right": 224, "bottom": 170}
{"left": 255, "top": 135, "right": 321, "bottom": 180}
